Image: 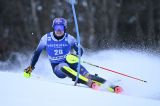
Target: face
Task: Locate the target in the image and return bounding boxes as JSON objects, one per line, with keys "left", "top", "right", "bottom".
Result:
{"left": 54, "top": 25, "right": 65, "bottom": 37}
{"left": 55, "top": 30, "right": 64, "bottom": 37}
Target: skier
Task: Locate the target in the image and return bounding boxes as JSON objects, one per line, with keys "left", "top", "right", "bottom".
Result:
{"left": 24, "top": 17, "right": 122, "bottom": 93}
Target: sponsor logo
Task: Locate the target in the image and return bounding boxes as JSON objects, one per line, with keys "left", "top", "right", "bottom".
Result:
{"left": 47, "top": 44, "right": 68, "bottom": 48}
{"left": 48, "top": 55, "right": 66, "bottom": 61}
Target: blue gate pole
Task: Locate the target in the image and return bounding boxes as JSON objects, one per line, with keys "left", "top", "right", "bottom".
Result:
{"left": 70, "top": 0, "right": 81, "bottom": 86}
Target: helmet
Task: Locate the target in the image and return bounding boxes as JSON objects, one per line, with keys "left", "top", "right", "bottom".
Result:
{"left": 52, "top": 18, "right": 67, "bottom": 30}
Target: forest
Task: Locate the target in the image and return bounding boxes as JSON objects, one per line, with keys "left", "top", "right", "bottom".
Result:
{"left": 0, "top": 0, "right": 160, "bottom": 61}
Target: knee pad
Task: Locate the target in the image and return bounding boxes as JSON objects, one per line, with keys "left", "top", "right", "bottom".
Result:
{"left": 66, "top": 54, "right": 78, "bottom": 64}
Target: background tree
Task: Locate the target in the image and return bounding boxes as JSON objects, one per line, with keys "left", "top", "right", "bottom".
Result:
{"left": 0, "top": 0, "right": 160, "bottom": 61}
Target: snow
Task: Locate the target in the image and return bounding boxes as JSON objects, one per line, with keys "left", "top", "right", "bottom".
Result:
{"left": 0, "top": 49, "right": 160, "bottom": 106}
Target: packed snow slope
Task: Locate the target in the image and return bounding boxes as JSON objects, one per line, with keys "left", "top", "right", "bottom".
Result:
{"left": 0, "top": 72, "right": 160, "bottom": 106}
{"left": 0, "top": 49, "right": 160, "bottom": 106}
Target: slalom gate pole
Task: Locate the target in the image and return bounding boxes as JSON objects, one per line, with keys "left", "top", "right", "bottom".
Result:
{"left": 70, "top": 0, "right": 81, "bottom": 86}
{"left": 82, "top": 61, "right": 147, "bottom": 83}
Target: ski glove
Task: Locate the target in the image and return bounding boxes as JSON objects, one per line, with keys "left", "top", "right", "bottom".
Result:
{"left": 23, "top": 66, "right": 34, "bottom": 78}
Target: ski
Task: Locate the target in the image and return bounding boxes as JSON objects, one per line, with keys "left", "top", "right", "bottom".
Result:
{"left": 61, "top": 66, "right": 123, "bottom": 93}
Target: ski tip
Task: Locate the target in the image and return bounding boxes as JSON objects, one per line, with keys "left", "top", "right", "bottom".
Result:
{"left": 91, "top": 82, "right": 99, "bottom": 90}
{"left": 114, "top": 86, "right": 123, "bottom": 94}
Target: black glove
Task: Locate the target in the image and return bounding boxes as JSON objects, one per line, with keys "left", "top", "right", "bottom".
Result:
{"left": 23, "top": 66, "right": 34, "bottom": 78}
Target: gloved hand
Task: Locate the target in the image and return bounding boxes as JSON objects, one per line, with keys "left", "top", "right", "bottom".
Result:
{"left": 23, "top": 66, "right": 33, "bottom": 78}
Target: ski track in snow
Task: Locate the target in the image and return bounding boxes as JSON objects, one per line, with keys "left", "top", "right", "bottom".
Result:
{"left": 0, "top": 49, "right": 160, "bottom": 106}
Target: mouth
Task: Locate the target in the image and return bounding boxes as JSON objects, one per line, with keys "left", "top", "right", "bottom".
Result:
{"left": 55, "top": 31, "right": 64, "bottom": 36}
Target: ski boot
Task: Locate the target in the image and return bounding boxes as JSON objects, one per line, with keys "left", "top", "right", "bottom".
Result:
{"left": 86, "top": 73, "right": 106, "bottom": 86}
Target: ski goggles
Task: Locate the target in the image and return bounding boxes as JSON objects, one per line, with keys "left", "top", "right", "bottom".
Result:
{"left": 54, "top": 24, "right": 64, "bottom": 31}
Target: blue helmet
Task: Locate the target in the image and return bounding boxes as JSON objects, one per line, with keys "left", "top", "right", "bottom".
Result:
{"left": 52, "top": 18, "right": 67, "bottom": 31}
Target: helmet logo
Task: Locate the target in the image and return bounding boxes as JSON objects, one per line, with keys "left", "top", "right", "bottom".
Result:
{"left": 56, "top": 19, "right": 63, "bottom": 24}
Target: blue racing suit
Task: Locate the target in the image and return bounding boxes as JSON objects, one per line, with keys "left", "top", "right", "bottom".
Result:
{"left": 30, "top": 32, "right": 89, "bottom": 78}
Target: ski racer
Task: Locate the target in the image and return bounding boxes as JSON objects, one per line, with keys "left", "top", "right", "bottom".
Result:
{"left": 23, "top": 17, "right": 122, "bottom": 93}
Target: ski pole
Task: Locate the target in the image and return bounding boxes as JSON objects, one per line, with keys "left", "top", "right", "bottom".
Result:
{"left": 82, "top": 61, "right": 147, "bottom": 83}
